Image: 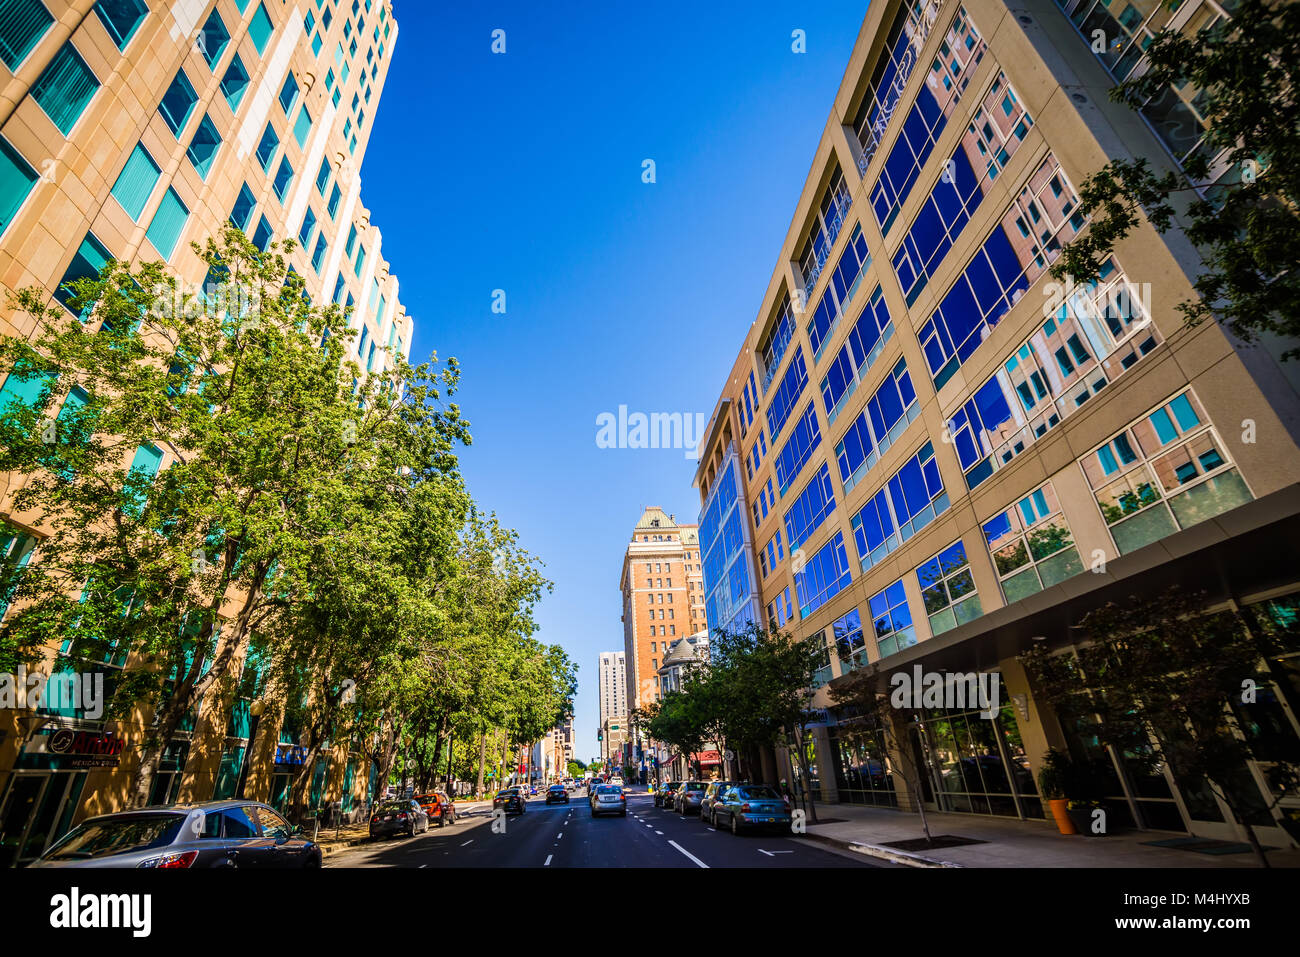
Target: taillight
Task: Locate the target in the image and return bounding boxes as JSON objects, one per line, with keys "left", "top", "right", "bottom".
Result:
{"left": 138, "top": 850, "right": 198, "bottom": 869}
{"left": 370, "top": 815, "right": 378, "bottom": 823}
{"left": 398, "top": 812, "right": 408, "bottom": 820}
{"left": 742, "top": 803, "right": 752, "bottom": 812}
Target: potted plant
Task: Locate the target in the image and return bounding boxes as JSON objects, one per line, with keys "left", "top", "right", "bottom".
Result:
{"left": 1038, "top": 748, "right": 1076, "bottom": 835}
{"left": 1062, "top": 761, "right": 1108, "bottom": 837}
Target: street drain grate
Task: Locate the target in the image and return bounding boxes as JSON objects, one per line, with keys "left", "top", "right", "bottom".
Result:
{"left": 880, "top": 835, "right": 987, "bottom": 851}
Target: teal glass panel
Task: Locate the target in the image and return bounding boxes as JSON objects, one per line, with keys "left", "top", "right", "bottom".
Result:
{"left": 30, "top": 42, "right": 99, "bottom": 135}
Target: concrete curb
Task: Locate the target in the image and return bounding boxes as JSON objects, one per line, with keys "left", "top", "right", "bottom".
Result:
{"left": 316, "top": 801, "right": 495, "bottom": 856}
{"left": 799, "top": 829, "right": 962, "bottom": 868}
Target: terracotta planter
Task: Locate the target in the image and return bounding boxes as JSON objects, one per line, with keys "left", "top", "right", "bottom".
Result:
{"left": 1049, "top": 798, "right": 1076, "bottom": 835}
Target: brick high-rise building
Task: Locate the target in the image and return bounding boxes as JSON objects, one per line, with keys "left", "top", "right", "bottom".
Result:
{"left": 0, "top": 0, "right": 410, "bottom": 866}
{"left": 694, "top": 0, "right": 1300, "bottom": 847}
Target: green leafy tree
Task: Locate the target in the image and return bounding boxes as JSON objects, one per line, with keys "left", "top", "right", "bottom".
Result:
{"left": 1052, "top": 0, "right": 1300, "bottom": 358}
{"left": 0, "top": 227, "right": 469, "bottom": 806}
{"left": 1020, "top": 586, "right": 1300, "bottom": 867}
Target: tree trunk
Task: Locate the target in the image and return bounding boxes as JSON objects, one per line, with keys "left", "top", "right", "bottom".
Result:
{"left": 129, "top": 561, "right": 269, "bottom": 807}
{"left": 475, "top": 731, "right": 487, "bottom": 798}
{"left": 1218, "top": 788, "right": 1270, "bottom": 868}
{"left": 444, "top": 728, "right": 456, "bottom": 796}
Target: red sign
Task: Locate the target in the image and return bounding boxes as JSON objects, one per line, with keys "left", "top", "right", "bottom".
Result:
{"left": 49, "top": 729, "right": 124, "bottom": 757}
{"left": 692, "top": 750, "right": 721, "bottom": 765}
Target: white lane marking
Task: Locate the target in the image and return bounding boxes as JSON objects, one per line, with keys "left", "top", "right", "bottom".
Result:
{"left": 460, "top": 840, "right": 473, "bottom": 846}
{"left": 557, "top": 832, "right": 563, "bottom": 840}
{"left": 761, "top": 849, "right": 793, "bottom": 854}
{"left": 419, "top": 864, "right": 428, "bottom": 868}
{"left": 645, "top": 824, "right": 652, "bottom": 828}
{"left": 544, "top": 854, "right": 553, "bottom": 866}
{"left": 707, "top": 827, "right": 716, "bottom": 832}
{"left": 655, "top": 830, "right": 664, "bottom": 835}
{"left": 669, "top": 840, "right": 709, "bottom": 868}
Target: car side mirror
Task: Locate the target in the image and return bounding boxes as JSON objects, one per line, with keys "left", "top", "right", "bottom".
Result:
{"left": 291, "top": 824, "right": 303, "bottom": 836}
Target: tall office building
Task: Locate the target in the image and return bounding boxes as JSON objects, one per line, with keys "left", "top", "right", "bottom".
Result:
{"left": 0, "top": 0, "right": 411, "bottom": 866}
{"left": 618, "top": 507, "right": 706, "bottom": 715}
{"left": 694, "top": 0, "right": 1300, "bottom": 847}
{"left": 597, "top": 650, "right": 626, "bottom": 765}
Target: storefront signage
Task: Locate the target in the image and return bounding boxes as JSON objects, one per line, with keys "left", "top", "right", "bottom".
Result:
{"left": 47, "top": 728, "right": 123, "bottom": 767}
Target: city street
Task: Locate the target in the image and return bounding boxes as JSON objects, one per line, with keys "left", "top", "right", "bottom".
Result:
{"left": 326, "top": 788, "right": 888, "bottom": 868}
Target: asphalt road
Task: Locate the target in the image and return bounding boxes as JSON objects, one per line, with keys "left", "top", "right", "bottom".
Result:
{"left": 326, "top": 788, "right": 888, "bottom": 868}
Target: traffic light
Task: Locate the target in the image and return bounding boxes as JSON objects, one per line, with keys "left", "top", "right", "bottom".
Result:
{"left": 597, "top": 728, "right": 603, "bottom": 741}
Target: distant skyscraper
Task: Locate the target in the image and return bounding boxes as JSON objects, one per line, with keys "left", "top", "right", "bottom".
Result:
{"left": 597, "top": 650, "right": 626, "bottom": 764}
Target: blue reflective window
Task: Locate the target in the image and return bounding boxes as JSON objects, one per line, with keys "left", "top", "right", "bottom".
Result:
{"left": 766, "top": 346, "right": 807, "bottom": 441}
{"left": 221, "top": 54, "right": 250, "bottom": 111}
{"left": 255, "top": 124, "right": 279, "bottom": 172}
{"left": 783, "top": 461, "right": 836, "bottom": 551}
{"left": 94, "top": 0, "right": 149, "bottom": 50}
{"left": 186, "top": 114, "right": 222, "bottom": 178}
{"left": 229, "top": 182, "right": 256, "bottom": 232}
{"left": 198, "top": 9, "right": 230, "bottom": 68}
{"left": 793, "top": 530, "right": 852, "bottom": 617}
{"left": 159, "top": 69, "right": 198, "bottom": 136}
{"left": 773, "top": 403, "right": 821, "bottom": 495}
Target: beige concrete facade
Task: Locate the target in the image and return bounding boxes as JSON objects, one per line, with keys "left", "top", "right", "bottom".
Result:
{"left": 0, "top": 0, "right": 413, "bottom": 866}
{"left": 694, "top": 0, "right": 1300, "bottom": 845}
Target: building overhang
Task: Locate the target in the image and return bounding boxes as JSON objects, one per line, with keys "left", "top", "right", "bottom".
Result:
{"left": 825, "top": 483, "right": 1300, "bottom": 697}
{"left": 692, "top": 398, "right": 732, "bottom": 490}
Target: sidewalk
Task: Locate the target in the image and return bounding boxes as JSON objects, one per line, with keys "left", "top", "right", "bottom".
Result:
{"left": 798, "top": 802, "right": 1300, "bottom": 868}
{"left": 312, "top": 799, "right": 495, "bottom": 857}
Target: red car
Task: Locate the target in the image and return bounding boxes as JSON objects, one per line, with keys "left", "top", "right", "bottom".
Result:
{"left": 414, "top": 792, "right": 457, "bottom": 827}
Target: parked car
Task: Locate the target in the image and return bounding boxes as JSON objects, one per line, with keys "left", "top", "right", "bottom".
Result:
{"left": 653, "top": 781, "right": 681, "bottom": 807}
{"left": 30, "top": 800, "right": 321, "bottom": 869}
{"left": 699, "top": 781, "right": 736, "bottom": 824}
{"left": 414, "top": 792, "right": 456, "bottom": 827}
{"left": 494, "top": 787, "right": 527, "bottom": 815}
{"left": 713, "top": 784, "right": 792, "bottom": 835}
{"left": 590, "top": 784, "right": 627, "bottom": 818}
{"left": 674, "top": 781, "right": 708, "bottom": 815}
{"left": 546, "top": 784, "right": 570, "bottom": 805}
{"left": 609, "top": 776, "right": 624, "bottom": 787}
{"left": 370, "top": 798, "right": 429, "bottom": 839}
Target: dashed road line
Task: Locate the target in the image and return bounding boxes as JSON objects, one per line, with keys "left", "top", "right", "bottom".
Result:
{"left": 544, "top": 854, "right": 552, "bottom": 866}
{"left": 668, "top": 840, "right": 709, "bottom": 868}
{"left": 460, "top": 840, "right": 473, "bottom": 846}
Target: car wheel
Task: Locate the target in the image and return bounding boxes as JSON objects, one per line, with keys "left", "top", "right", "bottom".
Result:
{"left": 731, "top": 814, "right": 740, "bottom": 836}
{"left": 711, "top": 811, "right": 718, "bottom": 828}
{"left": 620, "top": 810, "right": 627, "bottom": 817}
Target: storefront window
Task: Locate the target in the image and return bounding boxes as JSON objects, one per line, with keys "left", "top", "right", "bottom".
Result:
{"left": 828, "top": 723, "right": 898, "bottom": 808}
{"left": 915, "top": 698, "right": 1042, "bottom": 818}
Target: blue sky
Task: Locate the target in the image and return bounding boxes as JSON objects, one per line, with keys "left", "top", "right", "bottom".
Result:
{"left": 362, "top": 1, "right": 870, "bottom": 763}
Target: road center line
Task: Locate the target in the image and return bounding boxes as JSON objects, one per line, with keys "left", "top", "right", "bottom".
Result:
{"left": 655, "top": 830, "right": 663, "bottom": 835}
{"left": 668, "top": 840, "right": 709, "bottom": 868}
{"left": 460, "top": 840, "right": 473, "bottom": 846}
{"left": 557, "top": 832, "right": 563, "bottom": 840}
{"left": 544, "top": 854, "right": 552, "bottom": 866}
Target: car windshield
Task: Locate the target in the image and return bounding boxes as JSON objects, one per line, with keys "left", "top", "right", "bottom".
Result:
{"left": 549, "top": 785, "right": 564, "bottom": 790}
{"left": 379, "top": 802, "right": 410, "bottom": 812}
{"left": 736, "top": 786, "right": 780, "bottom": 799}
{"left": 597, "top": 785, "right": 621, "bottom": 794}
{"left": 42, "top": 814, "right": 185, "bottom": 861}
{"left": 684, "top": 783, "right": 705, "bottom": 791}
